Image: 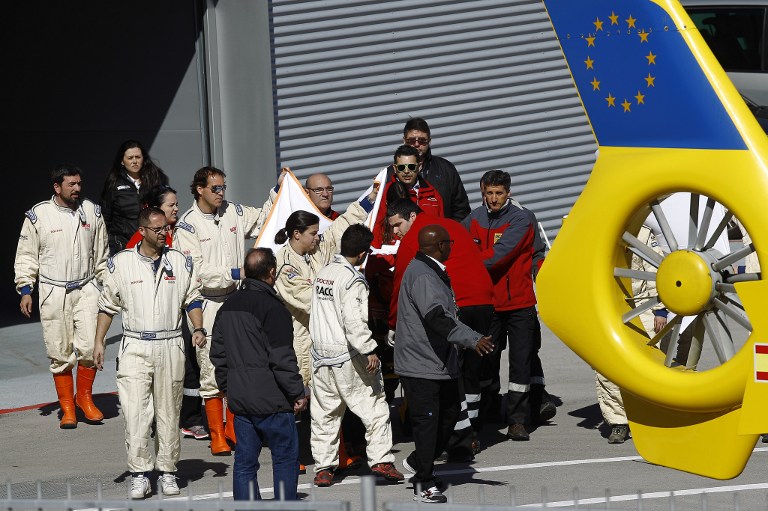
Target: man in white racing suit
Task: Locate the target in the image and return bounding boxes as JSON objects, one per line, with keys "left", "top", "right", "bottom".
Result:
{"left": 174, "top": 166, "right": 283, "bottom": 455}
{"left": 308, "top": 225, "right": 403, "bottom": 487}
{"left": 94, "top": 207, "right": 205, "bottom": 499}
{"left": 14, "top": 164, "right": 108, "bottom": 429}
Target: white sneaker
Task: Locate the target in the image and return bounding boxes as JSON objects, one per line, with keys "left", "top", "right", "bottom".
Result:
{"left": 402, "top": 457, "right": 416, "bottom": 474}
{"left": 130, "top": 474, "right": 151, "bottom": 499}
{"left": 158, "top": 473, "right": 180, "bottom": 496}
{"left": 413, "top": 486, "right": 447, "bottom": 504}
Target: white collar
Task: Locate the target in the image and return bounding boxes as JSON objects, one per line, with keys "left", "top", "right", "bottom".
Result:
{"left": 425, "top": 254, "right": 446, "bottom": 271}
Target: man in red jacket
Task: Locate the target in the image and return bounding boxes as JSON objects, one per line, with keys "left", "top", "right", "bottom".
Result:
{"left": 462, "top": 170, "right": 554, "bottom": 441}
{"left": 386, "top": 198, "right": 494, "bottom": 458}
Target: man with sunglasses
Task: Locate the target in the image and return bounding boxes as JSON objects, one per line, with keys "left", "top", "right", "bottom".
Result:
{"left": 403, "top": 118, "right": 470, "bottom": 222}
{"left": 305, "top": 173, "right": 339, "bottom": 220}
{"left": 93, "top": 207, "right": 205, "bottom": 499}
{"left": 174, "top": 166, "right": 285, "bottom": 456}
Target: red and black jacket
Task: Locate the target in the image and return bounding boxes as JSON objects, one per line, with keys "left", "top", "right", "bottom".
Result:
{"left": 463, "top": 200, "right": 536, "bottom": 312}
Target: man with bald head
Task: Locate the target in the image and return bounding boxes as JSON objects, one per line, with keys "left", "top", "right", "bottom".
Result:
{"left": 394, "top": 224, "right": 494, "bottom": 503}
{"left": 305, "top": 174, "right": 338, "bottom": 219}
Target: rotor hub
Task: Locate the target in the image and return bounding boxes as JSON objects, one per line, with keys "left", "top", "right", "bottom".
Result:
{"left": 656, "top": 249, "right": 721, "bottom": 316}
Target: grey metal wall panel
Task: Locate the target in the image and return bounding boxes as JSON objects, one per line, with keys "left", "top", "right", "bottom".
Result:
{"left": 270, "top": 0, "right": 596, "bottom": 240}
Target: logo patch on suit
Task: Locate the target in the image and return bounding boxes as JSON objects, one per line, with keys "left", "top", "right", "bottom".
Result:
{"left": 186, "top": 256, "right": 193, "bottom": 273}
{"left": 177, "top": 221, "right": 195, "bottom": 233}
{"left": 94, "top": 205, "right": 101, "bottom": 217}
{"left": 107, "top": 257, "right": 115, "bottom": 273}
{"left": 493, "top": 233, "right": 503, "bottom": 244}
{"left": 235, "top": 204, "right": 243, "bottom": 216}
{"left": 25, "top": 210, "right": 37, "bottom": 224}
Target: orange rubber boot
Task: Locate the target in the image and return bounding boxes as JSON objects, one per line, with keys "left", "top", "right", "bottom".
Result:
{"left": 204, "top": 397, "right": 231, "bottom": 456}
{"left": 53, "top": 372, "right": 77, "bottom": 429}
{"left": 337, "top": 430, "right": 362, "bottom": 470}
{"left": 75, "top": 364, "right": 104, "bottom": 421}
{"left": 224, "top": 406, "right": 237, "bottom": 446}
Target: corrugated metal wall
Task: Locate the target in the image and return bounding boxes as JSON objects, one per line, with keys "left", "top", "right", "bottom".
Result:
{"left": 270, "top": 0, "right": 597, "bottom": 240}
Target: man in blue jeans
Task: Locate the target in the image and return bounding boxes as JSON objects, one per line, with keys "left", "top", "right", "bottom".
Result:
{"left": 210, "top": 247, "right": 307, "bottom": 500}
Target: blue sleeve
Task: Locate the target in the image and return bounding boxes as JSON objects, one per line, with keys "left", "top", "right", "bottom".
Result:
{"left": 20, "top": 286, "right": 32, "bottom": 296}
{"left": 359, "top": 197, "right": 374, "bottom": 213}
{"left": 186, "top": 301, "right": 203, "bottom": 312}
{"left": 231, "top": 268, "right": 241, "bottom": 280}
{"left": 654, "top": 308, "right": 668, "bottom": 318}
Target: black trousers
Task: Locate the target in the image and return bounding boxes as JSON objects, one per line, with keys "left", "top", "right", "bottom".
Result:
{"left": 458, "top": 304, "right": 494, "bottom": 432}
{"left": 401, "top": 376, "right": 460, "bottom": 488}
{"left": 179, "top": 319, "right": 205, "bottom": 429}
{"left": 488, "top": 306, "right": 541, "bottom": 425}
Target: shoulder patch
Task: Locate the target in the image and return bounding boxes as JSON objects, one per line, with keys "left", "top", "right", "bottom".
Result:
{"left": 186, "top": 255, "right": 193, "bottom": 272}
{"left": 235, "top": 203, "right": 243, "bottom": 216}
{"left": 25, "top": 210, "right": 37, "bottom": 224}
{"left": 282, "top": 264, "right": 300, "bottom": 280}
{"left": 107, "top": 257, "right": 115, "bottom": 273}
{"left": 177, "top": 221, "right": 195, "bottom": 234}
{"left": 94, "top": 204, "right": 101, "bottom": 217}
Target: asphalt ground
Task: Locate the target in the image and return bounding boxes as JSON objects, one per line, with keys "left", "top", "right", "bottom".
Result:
{"left": 1, "top": 314, "right": 767, "bottom": 510}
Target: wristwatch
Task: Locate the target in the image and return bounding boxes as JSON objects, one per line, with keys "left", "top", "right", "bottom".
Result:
{"left": 193, "top": 327, "right": 207, "bottom": 336}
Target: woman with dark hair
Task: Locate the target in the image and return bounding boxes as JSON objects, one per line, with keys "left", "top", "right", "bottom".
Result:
{"left": 100, "top": 139, "right": 169, "bottom": 254}
{"left": 124, "top": 185, "right": 179, "bottom": 249}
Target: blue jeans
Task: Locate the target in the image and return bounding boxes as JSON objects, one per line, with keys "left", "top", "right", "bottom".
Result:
{"left": 233, "top": 412, "right": 299, "bottom": 501}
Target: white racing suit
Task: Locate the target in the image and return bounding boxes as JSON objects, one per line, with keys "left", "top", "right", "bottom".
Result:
{"left": 596, "top": 225, "right": 668, "bottom": 425}
{"left": 14, "top": 198, "right": 108, "bottom": 373}
{"left": 98, "top": 246, "right": 202, "bottom": 473}
{"left": 174, "top": 195, "right": 274, "bottom": 398}
{"left": 275, "top": 201, "right": 369, "bottom": 387}
{"left": 308, "top": 255, "right": 394, "bottom": 472}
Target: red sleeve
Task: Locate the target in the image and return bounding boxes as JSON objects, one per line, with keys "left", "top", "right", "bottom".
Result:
{"left": 388, "top": 230, "right": 419, "bottom": 329}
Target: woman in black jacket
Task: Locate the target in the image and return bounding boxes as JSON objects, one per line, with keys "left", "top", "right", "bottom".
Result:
{"left": 99, "top": 139, "right": 169, "bottom": 254}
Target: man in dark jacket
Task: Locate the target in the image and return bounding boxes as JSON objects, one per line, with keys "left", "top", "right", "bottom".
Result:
{"left": 209, "top": 247, "right": 307, "bottom": 501}
{"left": 403, "top": 118, "right": 470, "bottom": 221}
{"left": 395, "top": 224, "right": 493, "bottom": 504}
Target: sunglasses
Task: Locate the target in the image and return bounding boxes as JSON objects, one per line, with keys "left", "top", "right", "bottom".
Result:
{"left": 395, "top": 163, "right": 418, "bottom": 173}
{"left": 405, "top": 137, "right": 430, "bottom": 146}
{"left": 143, "top": 225, "right": 171, "bottom": 234}
{"left": 209, "top": 185, "right": 227, "bottom": 193}
{"left": 308, "top": 187, "right": 334, "bottom": 195}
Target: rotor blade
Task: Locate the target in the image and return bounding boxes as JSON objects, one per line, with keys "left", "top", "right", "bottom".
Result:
{"left": 622, "top": 231, "right": 664, "bottom": 267}
{"left": 715, "top": 282, "right": 736, "bottom": 294}
{"left": 688, "top": 193, "right": 700, "bottom": 249}
{"left": 702, "top": 311, "right": 735, "bottom": 363}
{"left": 703, "top": 209, "right": 734, "bottom": 250}
{"left": 648, "top": 314, "right": 682, "bottom": 348}
{"left": 622, "top": 297, "right": 661, "bottom": 324}
{"left": 713, "top": 297, "right": 752, "bottom": 331}
{"left": 663, "top": 320, "right": 683, "bottom": 367}
{"left": 712, "top": 243, "right": 755, "bottom": 271}
{"left": 614, "top": 268, "right": 657, "bottom": 281}
{"left": 694, "top": 197, "right": 716, "bottom": 250}
{"left": 651, "top": 199, "right": 679, "bottom": 252}
{"left": 726, "top": 272, "right": 761, "bottom": 283}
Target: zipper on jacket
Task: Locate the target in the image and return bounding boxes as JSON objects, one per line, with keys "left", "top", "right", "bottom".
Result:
{"left": 506, "top": 275, "right": 512, "bottom": 301}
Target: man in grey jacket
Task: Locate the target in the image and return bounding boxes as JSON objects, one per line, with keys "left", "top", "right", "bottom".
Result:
{"left": 395, "top": 224, "right": 494, "bottom": 504}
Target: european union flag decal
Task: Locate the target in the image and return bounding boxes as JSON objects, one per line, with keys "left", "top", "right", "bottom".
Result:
{"left": 544, "top": 0, "right": 746, "bottom": 150}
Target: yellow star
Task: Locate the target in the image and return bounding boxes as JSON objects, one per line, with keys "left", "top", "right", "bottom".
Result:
{"left": 626, "top": 15, "right": 637, "bottom": 28}
{"left": 594, "top": 18, "right": 604, "bottom": 31}
{"left": 645, "top": 73, "right": 656, "bottom": 87}
{"left": 646, "top": 51, "right": 657, "bottom": 65}
{"left": 639, "top": 29, "right": 649, "bottom": 42}
{"left": 585, "top": 56, "right": 594, "bottom": 69}
{"left": 606, "top": 94, "right": 616, "bottom": 107}
{"left": 586, "top": 35, "right": 596, "bottom": 47}
{"left": 609, "top": 11, "right": 619, "bottom": 25}
{"left": 635, "top": 91, "right": 645, "bottom": 104}
{"left": 622, "top": 99, "right": 632, "bottom": 112}
{"left": 591, "top": 78, "right": 601, "bottom": 90}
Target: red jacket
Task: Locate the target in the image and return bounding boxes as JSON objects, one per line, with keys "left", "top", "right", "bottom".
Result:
{"left": 125, "top": 230, "right": 173, "bottom": 249}
{"left": 388, "top": 213, "right": 494, "bottom": 329}
{"left": 463, "top": 201, "right": 536, "bottom": 312}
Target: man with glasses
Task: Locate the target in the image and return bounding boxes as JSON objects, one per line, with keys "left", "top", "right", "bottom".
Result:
{"left": 403, "top": 118, "right": 470, "bottom": 222}
{"left": 14, "top": 164, "right": 108, "bottom": 429}
{"left": 93, "top": 207, "right": 205, "bottom": 499}
{"left": 394, "top": 224, "right": 493, "bottom": 503}
{"left": 174, "top": 166, "right": 285, "bottom": 456}
{"left": 305, "top": 173, "right": 338, "bottom": 219}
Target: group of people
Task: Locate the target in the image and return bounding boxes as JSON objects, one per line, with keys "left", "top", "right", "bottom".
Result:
{"left": 14, "top": 118, "right": 559, "bottom": 504}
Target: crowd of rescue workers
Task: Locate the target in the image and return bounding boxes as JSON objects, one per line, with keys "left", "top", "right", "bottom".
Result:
{"left": 14, "top": 118, "right": 638, "bottom": 504}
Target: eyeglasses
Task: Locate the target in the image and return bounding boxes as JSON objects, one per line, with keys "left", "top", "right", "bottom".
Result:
{"left": 395, "top": 163, "right": 419, "bottom": 173}
{"left": 209, "top": 185, "right": 227, "bottom": 194}
{"left": 405, "top": 137, "right": 430, "bottom": 146}
{"left": 437, "top": 239, "right": 455, "bottom": 248}
{"left": 143, "top": 225, "right": 171, "bottom": 234}
{"left": 308, "top": 187, "right": 334, "bottom": 195}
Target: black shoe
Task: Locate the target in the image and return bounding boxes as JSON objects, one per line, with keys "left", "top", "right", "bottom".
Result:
{"left": 506, "top": 423, "right": 530, "bottom": 441}
{"left": 414, "top": 486, "right": 447, "bottom": 503}
{"left": 538, "top": 401, "right": 557, "bottom": 424}
{"left": 608, "top": 424, "right": 629, "bottom": 444}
